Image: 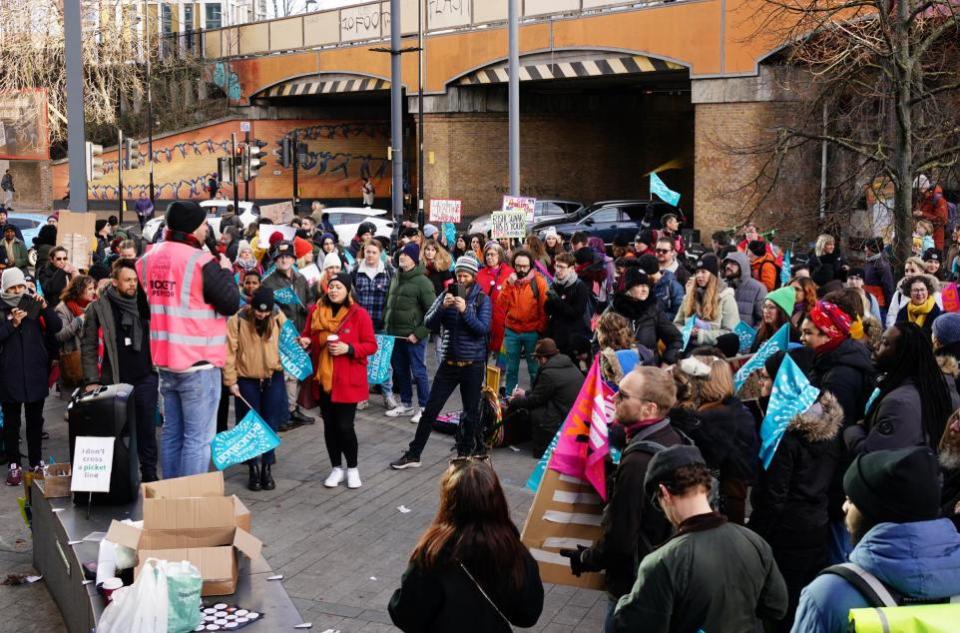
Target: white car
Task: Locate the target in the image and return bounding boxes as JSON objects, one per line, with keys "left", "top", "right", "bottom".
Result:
{"left": 320, "top": 207, "right": 396, "bottom": 246}
{"left": 142, "top": 200, "right": 260, "bottom": 242}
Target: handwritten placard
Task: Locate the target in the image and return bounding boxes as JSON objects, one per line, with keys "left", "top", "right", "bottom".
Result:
{"left": 70, "top": 436, "right": 115, "bottom": 493}
{"left": 491, "top": 211, "right": 527, "bottom": 239}
{"left": 429, "top": 199, "right": 462, "bottom": 223}
{"left": 502, "top": 195, "right": 537, "bottom": 221}
{"left": 260, "top": 201, "right": 295, "bottom": 224}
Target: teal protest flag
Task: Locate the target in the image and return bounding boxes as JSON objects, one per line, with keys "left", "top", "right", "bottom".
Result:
{"left": 443, "top": 222, "right": 457, "bottom": 248}
{"left": 526, "top": 427, "right": 561, "bottom": 492}
{"left": 734, "top": 321, "right": 757, "bottom": 354}
{"left": 734, "top": 323, "right": 790, "bottom": 392}
{"left": 759, "top": 355, "right": 820, "bottom": 469}
{"left": 211, "top": 408, "right": 281, "bottom": 470}
{"left": 279, "top": 320, "right": 313, "bottom": 380}
{"left": 781, "top": 250, "right": 792, "bottom": 287}
{"left": 273, "top": 286, "right": 303, "bottom": 307}
{"left": 681, "top": 315, "right": 696, "bottom": 350}
{"left": 650, "top": 172, "right": 681, "bottom": 207}
{"left": 368, "top": 334, "right": 395, "bottom": 385}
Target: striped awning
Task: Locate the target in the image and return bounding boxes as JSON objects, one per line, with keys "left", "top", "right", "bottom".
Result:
{"left": 458, "top": 55, "right": 684, "bottom": 85}
{"left": 264, "top": 76, "right": 389, "bottom": 97}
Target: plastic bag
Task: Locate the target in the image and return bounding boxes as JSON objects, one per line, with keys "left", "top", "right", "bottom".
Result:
{"left": 114, "top": 520, "right": 142, "bottom": 570}
{"left": 98, "top": 558, "right": 169, "bottom": 633}
{"left": 165, "top": 560, "right": 202, "bottom": 633}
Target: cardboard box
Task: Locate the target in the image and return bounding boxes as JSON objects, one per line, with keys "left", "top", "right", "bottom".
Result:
{"left": 41, "top": 463, "right": 73, "bottom": 499}
{"left": 106, "top": 472, "right": 262, "bottom": 596}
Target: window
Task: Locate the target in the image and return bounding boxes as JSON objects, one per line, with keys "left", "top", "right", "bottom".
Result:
{"left": 586, "top": 208, "right": 620, "bottom": 223}
{"left": 536, "top": 202, "right": 565, "bottom": 218}
{"left": 161, "top": 4, "right": 174, "bottom": 33}
{"left": 325, "top": 213, "right": 343, "bottom": 225}
{"left": 205, "top": 2, "right": 222, "bottom": 29}
{"left": 9, "top": 219, "right": 39, "bottom": 230}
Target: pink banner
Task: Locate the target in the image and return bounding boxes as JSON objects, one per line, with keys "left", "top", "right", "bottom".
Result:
{"left": 547, "top": 358, "right": 615, "bottom": 500}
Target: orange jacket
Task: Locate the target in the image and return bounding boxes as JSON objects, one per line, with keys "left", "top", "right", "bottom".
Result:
{"left": 751, "top": 253, "right": 779, "bottom": 292}
{"left": 917, "top": 186, "right": 949, "bottom": 250}
{"left": 499, "top": 272, "right": 549, "bottom": 334}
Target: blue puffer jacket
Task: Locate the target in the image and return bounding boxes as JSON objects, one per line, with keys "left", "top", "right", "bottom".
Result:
{"left": 425, "top": 282, "right": 491, "bottom": 363}
{"left": 791, "top": 519, "right": 960, "bottom": 633}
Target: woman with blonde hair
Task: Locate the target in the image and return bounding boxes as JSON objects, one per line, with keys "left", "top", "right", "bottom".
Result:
{"left": 885, "top": 255, "right": 943, "bottom": 328}
{"left": 673, "top": 254, "right": 740, "bottom": 347}
{"left": 808, "top": 233, "right": 846, "bottom": 286}
{"left": 389, "top": 458, "right": 544, "bottom": 633}
{"left": 670, "top": 354, "right": 759, "bottom": 524}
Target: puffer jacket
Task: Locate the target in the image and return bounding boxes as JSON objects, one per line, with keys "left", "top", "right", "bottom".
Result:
{"left": 673, "top": 284, "right": 741, "bottom": 346}
{"left": 425, "top": 282, "right": 492, "bottom": 363}
{"left": 476, "top": 263, "right": 513, "bottom": 353}
{"left": 384, "top": 263, "right": 436, "bottom": 342}
{"left": 654, "top": 270, "right": 685, "bottom": 321}
{"left": 723, "top": 252, "right": 767, "bottom": 327}
{"left": 884, "top": 273, "right": 942, "bottom": 328}
{"left": 224, "top": 308, "right": 287, "bottom": 386}
{"left": 749, "top": 392, "right": 843, "bottom": 538}
{"left": 500, "top": 272, "right": 548, "bottom": 334}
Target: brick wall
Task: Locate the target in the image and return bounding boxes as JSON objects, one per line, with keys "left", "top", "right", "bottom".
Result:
{"left": 694, "top": 100, "right": 820, "bottom": 242}
{"left": 423, "top": 97, "right": 694, "bottom": 221}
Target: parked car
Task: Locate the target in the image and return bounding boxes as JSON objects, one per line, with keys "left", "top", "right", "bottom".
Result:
{"left": 530, "top": 199, "right": 680, "bottom": 244}
{"left": 321, "top": 207, "right": 396, "bottom": 246}
{"left": 142, "top": 199, "right": 260, "bottom": 242}
{"left": 7, "top": 213, "right": 46, "bottom": 249}
{"left": 467, "top": 199, "right": 582, "bottom": 235}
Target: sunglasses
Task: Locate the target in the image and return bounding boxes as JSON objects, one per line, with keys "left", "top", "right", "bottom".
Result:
{"left": 54, "top": 257, "right": 68, "bottom": 262}
{"left": 655, "top": 248, "right": 672, "bottom": 254}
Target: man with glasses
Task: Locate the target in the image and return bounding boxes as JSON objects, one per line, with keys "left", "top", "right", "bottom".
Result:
{"left": 655, "top": 237, "right": 689, "bottom": 287}
{"left": 37, "top": 246, "right": 76, "bottom": 302}
{"left": 560, "top": 366, "right": 685, "bottom": 633}
{"left": 500, "top": 249, "right": 549, "bottom": 395}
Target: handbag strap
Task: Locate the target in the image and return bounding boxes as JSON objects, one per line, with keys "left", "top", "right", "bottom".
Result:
{"left": 459, "top": 563, "right": 512, "bottom": 630}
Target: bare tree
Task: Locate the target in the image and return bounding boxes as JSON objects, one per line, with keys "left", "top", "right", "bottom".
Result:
{"left": 746, "top": 0, "right": 960, "bottom": 265}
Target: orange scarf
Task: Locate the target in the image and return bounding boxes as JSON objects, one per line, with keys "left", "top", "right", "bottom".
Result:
{"left": 311, "top": 300, "right": 353, "bottom": 393}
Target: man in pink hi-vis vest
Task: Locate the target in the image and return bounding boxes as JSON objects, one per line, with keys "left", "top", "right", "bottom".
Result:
{"left": 137, "top": 202, "right": 239, "bottom": 478}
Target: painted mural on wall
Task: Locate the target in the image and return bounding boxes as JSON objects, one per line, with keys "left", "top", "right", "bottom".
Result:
{"left": 51, "top": 119, "right": 392, "bottom": 202}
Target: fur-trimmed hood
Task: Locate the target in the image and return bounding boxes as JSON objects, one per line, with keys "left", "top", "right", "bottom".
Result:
{"left": 898, "top": 272, "right": 941, "bottom": 295}
{"left": 788, "top": 390, "right": 844, "bottom": 442}
{"left": 937, "top": 352, "right": 960, "bottom": 379}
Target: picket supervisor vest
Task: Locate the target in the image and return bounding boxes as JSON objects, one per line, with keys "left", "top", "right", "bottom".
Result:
{"left": 136, "top": 240, "right": 227, "bottom": 371}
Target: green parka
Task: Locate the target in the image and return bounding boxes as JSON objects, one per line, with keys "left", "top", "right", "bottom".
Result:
{"left": 384, "top": 262, "right": 436, "bottom": 342}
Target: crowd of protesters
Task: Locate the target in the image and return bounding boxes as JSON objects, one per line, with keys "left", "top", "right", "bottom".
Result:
{"left": 4, "top": 190, "right": 960, "bottom": 632}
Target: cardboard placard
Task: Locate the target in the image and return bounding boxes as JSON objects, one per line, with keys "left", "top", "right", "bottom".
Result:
{"left": 56, "top": 210, "right": 97, "bottom": 269}
{"left": 491, "top": 211, "right": 527, "bottom": 239}
{"left": 429, "top": 199, "right": 462, "bottom": 223}
{"left": 502, "top": 195, "right": 537, "bottom": 221}
{"left": 70, "top": 436, "right": 115, "bottom": 493}
{"left": 260, "top": 201, "right": 294, "bottom": 224}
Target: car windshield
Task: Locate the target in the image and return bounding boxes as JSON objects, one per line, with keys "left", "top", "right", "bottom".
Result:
{"left": 9, "top": 218, "right": 39, "bottom": 229}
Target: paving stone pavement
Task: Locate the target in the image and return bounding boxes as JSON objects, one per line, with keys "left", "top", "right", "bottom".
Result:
{"left": 0, "top": 359, "right": 607, "bottom": 633}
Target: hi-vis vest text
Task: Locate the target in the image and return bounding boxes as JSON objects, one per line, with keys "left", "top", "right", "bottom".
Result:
{"left": 136, "top": 241, "right": 227, "bottom": 370}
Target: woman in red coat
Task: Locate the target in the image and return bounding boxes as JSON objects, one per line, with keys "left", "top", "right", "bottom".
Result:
{"left": 302, "top": 272, "right": 377, "bottom": 490}
{"left": 475, "top": 242, "right": 514, "bottom": 354}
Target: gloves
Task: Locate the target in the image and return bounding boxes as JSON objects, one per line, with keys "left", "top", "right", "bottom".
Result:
{"left": 559, "top": 545, "right": 589, "bottom": 577}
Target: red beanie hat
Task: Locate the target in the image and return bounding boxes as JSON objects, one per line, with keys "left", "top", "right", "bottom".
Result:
{"left": 268, "top": 231, "right": 284, "bottom": 246}
{"left": 294, "top": 237, "right": 312, "bottom": 259}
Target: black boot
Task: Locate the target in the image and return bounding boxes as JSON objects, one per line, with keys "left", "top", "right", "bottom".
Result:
{"left": 247, "top": 464, "right": 262, "bottom": 491}
{"left": 260, "top": 464, "right": 275, "bottom": 491}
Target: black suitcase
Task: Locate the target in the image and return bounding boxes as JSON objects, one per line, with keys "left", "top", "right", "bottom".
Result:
{"left": 67, "top": 384, "right": 140, "bottom": 505}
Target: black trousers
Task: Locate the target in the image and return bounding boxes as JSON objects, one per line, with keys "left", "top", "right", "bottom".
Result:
{"left": 3, "top": 400, "right": 45, "bottom": 467}
{"left": 408, "top": 361, "right": 484, "bottom": 458}
{"left": 132, "top": 373, "right": 160, "bottom": 481}
{"left": 318, "top": 391, "right": 359, "bottom": 468}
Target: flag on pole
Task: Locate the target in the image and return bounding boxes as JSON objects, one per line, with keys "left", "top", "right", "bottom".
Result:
{"left": 759, "top": 355, "right": 820, "bottom": 468}
{"left": 734, "top": 321, "right": 757, "bottom": 354}
{"left": 781, "top": 250, "right": 792, "bottom": 287}
{"left": 734, "top": 323, "right": 791, "bottom": 392}
{"left": 548, "top": 358, "right": 616, "bottom": 500}
{"left": 649, "top": 172, "right": 681, "bottom": 207}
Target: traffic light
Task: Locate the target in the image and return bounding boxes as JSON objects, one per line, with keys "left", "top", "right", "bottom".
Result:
{"left": 280, "top": 136, "right": 293, "bottom": 169}
{"left": 123, "top": 138, "right": 144, "bottom": 170}
{"left": 245, "top": 139, "right": 267, "bottom": 180}
{"left": 85, "top": 142, "right": 104, "bottom": 181}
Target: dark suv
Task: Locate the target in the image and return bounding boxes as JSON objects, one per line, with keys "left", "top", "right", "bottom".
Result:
{"left": 530, "top": 199, "right": 682, "bottom": 244}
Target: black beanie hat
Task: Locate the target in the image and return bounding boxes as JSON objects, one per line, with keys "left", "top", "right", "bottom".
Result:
{"left": 696, "top": 254, "right": 720, "bottom": 277}
{"left": 165, "top": 201, "right": 206, "bottom": 233}
{"left": 624, "top": 267, "right": 651, "bottom": 292}
{"left": 637, "top": 254, "right": 659, "bottom": 276}
{"left": 95, "top": 219, "right": 108, "bottom": 233}
{"left": 843, "top": 447, "right": 941, "bottom": 525}
{"left": 748, "top": 240, "right": 767, "bottom": 257}
{"left": 251, "top": 287, "right": 275, "bottom": 312}
{"left": 574, "top": 247, "right": 594, "bottom": 266}
{"left": 329, "top": 271, "right": 353, "bottom": 293}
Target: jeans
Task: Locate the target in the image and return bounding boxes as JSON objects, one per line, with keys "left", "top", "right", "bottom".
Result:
{"left": 391, "top": 338, "right": 430, "bottom": 407}
{"left": 159, "top": 367, "right": 221, "bottom": 478}
{"left": 132, "top": 373, "right": 160, "bottom": 481}
{"left": 235, "top": 372, "right": 286, "bottom": 466}
{"left": 408, "top": 361, "right": 484, "bottom": 458}
{"left": 504, "top": 329, "right": 540, "bottom": 395}
{"left": 317, "top": 391, "right": 359, "bottom": 468}
{"left": 2, "top": 400, "right": 45, "bottom": 467}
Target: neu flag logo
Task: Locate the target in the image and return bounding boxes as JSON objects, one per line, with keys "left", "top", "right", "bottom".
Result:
{"left": 759, "top": 355, "right": 820, "bottom": 469}
{"left": 650, "top": 172, "right": 681, "bottom": 207}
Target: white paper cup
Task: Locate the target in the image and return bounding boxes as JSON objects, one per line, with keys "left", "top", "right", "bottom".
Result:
{"left": 328, "top": 335, "right": 340, "bottom": 344}
{"left": 101, "top": 577, "right": 123, "bottom": 602}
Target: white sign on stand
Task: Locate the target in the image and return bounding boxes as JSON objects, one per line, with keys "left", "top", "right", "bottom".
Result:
{"left": 71, "top": 436, "right": 115, "bottom": 493}
{"left": 429, "top": 199, "right": 462, "bottom": 223}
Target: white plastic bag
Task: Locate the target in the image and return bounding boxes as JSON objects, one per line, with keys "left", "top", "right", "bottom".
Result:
{"left": 98, "top": 558, "right": 169, "bottom": 633}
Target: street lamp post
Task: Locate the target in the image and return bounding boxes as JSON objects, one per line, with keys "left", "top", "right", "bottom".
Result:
{"left": 417, "top": 0, "right": 425, "bottom": 230}
{"left": 64, "top": 0, "right": 88, "bottom": 212}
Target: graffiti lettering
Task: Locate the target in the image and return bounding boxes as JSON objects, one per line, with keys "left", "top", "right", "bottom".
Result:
{"left": 429, "top": 0, "right": 466, "bottom": 16}
{"left": 340, "top": 5, "right": 387, "bottom": 37}
{"left": 212, "top": 62, "right": 242, "bottom": 100}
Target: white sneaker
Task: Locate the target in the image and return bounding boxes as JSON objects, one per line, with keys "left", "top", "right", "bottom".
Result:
{"left": 410, "top": 409, "right": 423, "bottom": 424}
{"left": 385, "top": 404, "right": 414, "bottom": 417}
{"left": 324, "top": 467, "right": 344, "bottom": 488}
{"left": 346, "top": 468, "right": 362, "bottom": 489}
{"left": 357, "top": 400, "right": 369, "bottom": 411}
{"left": 384, "top": 393, "right": 399, "bottom": 410}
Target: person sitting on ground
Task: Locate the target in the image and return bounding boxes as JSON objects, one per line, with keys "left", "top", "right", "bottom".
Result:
{"left": 674, "top": 254, "right": 741, "bottom": 347}
{"left": 613, "top": 446, "right": 788, "bottom": 633}
{"left": 608, "top": 267, "right": 681, "bottom": 365}
{"left": 752, "top": 286, "right": 798, "bottom": 353}
{"left": 506, "top": 338, "right": 584, "bottom": 458}
{"left": 792, "top": 447, "right": 960, "bottom": 633}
